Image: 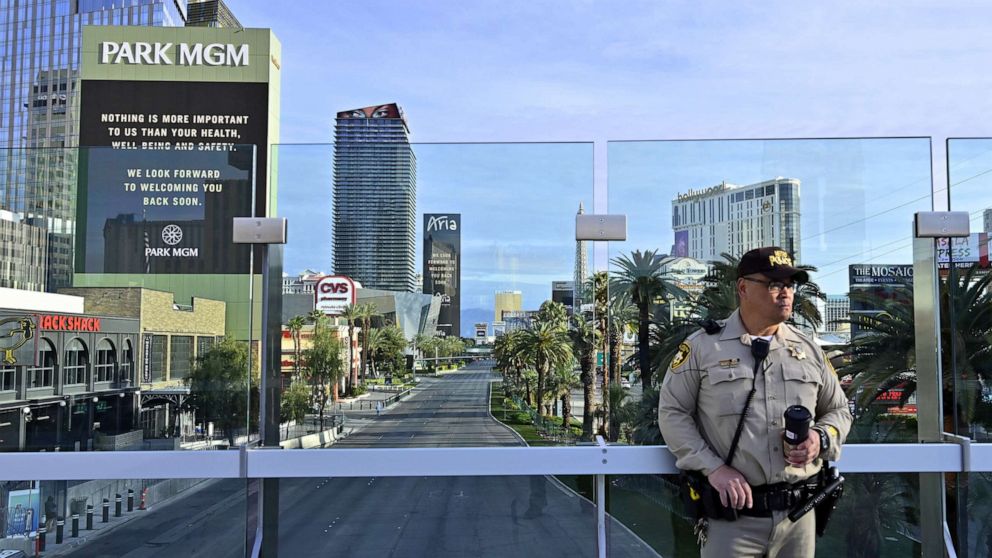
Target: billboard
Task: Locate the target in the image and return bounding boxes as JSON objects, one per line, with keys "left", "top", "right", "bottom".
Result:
{"left": 848, "top": 264, "right": 914, "bottom": 338}
{"left": 315, "top": 276, "right": 357, "bottom": 316}
{"left": 673, "top": 230, "right": 689, "bottom": 257}
{"left": 423, "top": 214, "right": 461, "bottom": 337}
{"left": 937, "top": 233, "right": 990, "bottom": 270}
{"left": 76, "top": 79, "right": 266, "bottom": 274}
{"left": 73, "top": 26, "right": 280, "bottom": 341}
{"left": 551, "top": 281, "right": 574, "bottom": 312}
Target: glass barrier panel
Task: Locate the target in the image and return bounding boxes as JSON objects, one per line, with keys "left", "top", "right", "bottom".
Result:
{"left": 945, "top": 138, "right": 992, "bottom": 557}
{"left": 605, "top": 472, "right": 922, "bottom": 558}
{"left": 275, "top": 475, "right": 613, "bottom": 556}
{"left": 0, "top": 477, "right": 245, "bottom": 557}
{"left": 1, "top": 144, "right": 260, "bottom": 454}
{"left": 271, "top": 142, "right": 594, "bottom": 448}
{"left": 607, "top": 138, "right": 933, "bottom": 446}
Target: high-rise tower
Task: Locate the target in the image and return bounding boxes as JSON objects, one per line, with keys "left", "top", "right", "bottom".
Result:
{"left": 574, "top": 202, "right": 589, "bottom": 306}
{"left": 0, "top": 0, "right": 189, "bottom": 292}
{"left": 333, "top": 103, "right": 417, "bottom": 292}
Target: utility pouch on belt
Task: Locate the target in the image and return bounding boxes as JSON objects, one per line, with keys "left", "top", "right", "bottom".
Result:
{"left": 679, "top": 470, "right": 738, "bottom": 521}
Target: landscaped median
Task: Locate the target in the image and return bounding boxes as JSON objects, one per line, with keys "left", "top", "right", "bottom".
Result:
{"left": 489, "top": 387, "right": 581, "bottom": 445}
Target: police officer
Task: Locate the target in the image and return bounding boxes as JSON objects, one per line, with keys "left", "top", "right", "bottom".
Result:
{"left": 658, "top": 246, "right": 852, "bottom": 557}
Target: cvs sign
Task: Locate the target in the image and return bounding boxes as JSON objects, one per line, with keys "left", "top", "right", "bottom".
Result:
{"left": 314, "top": 276, "right": 357, "bottom": 316}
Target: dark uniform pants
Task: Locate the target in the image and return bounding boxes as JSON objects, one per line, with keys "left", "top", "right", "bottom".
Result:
{"left": 701, "top": 509, "right": 815, "bottom": 558}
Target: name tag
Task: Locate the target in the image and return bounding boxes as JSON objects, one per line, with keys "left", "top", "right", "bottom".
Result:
{"left": 719, "top": 358, "right": 740, "bottom": 368}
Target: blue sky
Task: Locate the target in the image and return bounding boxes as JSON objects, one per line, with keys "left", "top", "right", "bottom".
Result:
{"left": 230, "top": 2, "right": 992, "bottom": 333}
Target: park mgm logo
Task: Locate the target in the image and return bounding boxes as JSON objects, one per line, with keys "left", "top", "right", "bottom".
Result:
{"left": 145, "top": 224, "right": 198, "bottom": 258}
{"left": 100, "top": 42, "right": 249, "bottom": 67}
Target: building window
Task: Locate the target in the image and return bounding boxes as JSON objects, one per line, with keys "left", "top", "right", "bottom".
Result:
{"left": 28, "top": 338, "right": 56, "bottom": 388}
{"left": 151, "top": 335, "right": 167, "bottom": 382}
{"left": 170, "top": 336, "right": 193, "bottom": 380}
{"left": 196, "top": 336, "right": 215, "bottom": 358}
{"left": 0, "top": 367, "right": 13, "bottom": 392}
{"left": 95, "top": 338, "right": 116, "bottom": 382}
{"left": 121, "top": 339, "right": 134, "bottom": 384}
{"left": 63, "top": 338, "right": 88, "bottom": 386}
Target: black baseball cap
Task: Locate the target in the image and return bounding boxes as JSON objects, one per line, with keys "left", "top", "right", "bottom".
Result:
{"left": 737, "top": 247, "right": 809, "bottom": 284}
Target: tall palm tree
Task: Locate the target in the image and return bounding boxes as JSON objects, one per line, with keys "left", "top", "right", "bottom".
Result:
{"left": 355, "top": 302, "right": 380, "bottom": 383}
{"left": 307, "top": 309, "right": 325, "bottom": 325}
{"left": 569, "top": 315, "right": 600, "bottom": 440}
{"left": 286, "top": 315, "right": 307, "bottom": 378}
{"left": 607, "top": 291, "right": 637, "bottom": 386}
{"left": 649, "top": 304, "right": 698, "bottom": 387}
{"left": 338, "top": 304, "right": 361, "bottom": 394}
{"left": 550, "top": 364, "right": 581, "bottom": 438}
{"left": 611, "top": 249, "right": 687, "bottom": 389}
{"left": 520, "top": 321, "right": 573, "bottom": 416}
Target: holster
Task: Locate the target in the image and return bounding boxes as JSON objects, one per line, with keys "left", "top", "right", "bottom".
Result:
{"left": 679, "top": 470, "right": 738, "bottom": 522}
{"left": 813, "top": 466, "right": 844, "bottom": 536}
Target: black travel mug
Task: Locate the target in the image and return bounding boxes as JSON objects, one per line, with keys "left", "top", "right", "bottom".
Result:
{"left": 783, "top": 405, "right": 812, "bottom": 445}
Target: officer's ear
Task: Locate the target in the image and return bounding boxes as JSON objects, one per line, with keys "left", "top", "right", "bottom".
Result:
{"left": 735, "top": 277, "right": 747, "bottom": 300}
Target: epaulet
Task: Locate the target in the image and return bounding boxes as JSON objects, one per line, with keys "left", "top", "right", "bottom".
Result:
{"left": 698, "top": 318, "right": 724, "bottom": 335}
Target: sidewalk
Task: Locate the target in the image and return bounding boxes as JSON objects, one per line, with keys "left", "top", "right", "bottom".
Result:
{"left": 27, "top": 477, "right": 220, "bottom": 557}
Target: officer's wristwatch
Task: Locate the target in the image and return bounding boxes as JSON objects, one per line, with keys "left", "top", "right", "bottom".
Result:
{"left": 814, "top": 427, "right": 830, "bottom": 456}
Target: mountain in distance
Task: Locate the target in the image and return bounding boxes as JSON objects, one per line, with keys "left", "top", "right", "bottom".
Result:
{"left": 459, "top": 308, "right": 491, "bottom": 338}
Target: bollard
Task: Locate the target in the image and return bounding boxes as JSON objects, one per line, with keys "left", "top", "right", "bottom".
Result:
{"left": 139, "top": 487, "right": 147, "bottom": 510}
{"left": 127, "top": 488, "right": 134, "bottom": 512}
{"left": 37, "top": 527, "right": 46, "bottom": 552}
{"left": 115, "top": 493, "right": 122, "bottom": 517}
{"left": 55, "top": 517, "right": 64, "bottom": 544}
{"left": 86, "top": 504, "right": 94, "bottom": 530}
{"left": 71, "top": 513, "right": 79, "bottom": 538}
{"left": 102, "top": 498, "right": 110, "bottom": 523}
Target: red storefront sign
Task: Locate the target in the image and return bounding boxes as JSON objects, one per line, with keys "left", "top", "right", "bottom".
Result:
{"left": 38, "top": 314, "right": 102, "bottom": 332}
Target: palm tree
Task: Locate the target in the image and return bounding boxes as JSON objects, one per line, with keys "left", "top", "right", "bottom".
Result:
{"left": 286, "top": 315, "right": 307, "bottom": 378}
{"left": 611, "top": 249, "right": 687, "bottom": 390}
{"left": 367, "top": 325, "right": 407, "bottom": 378}
{"left": 607, "top": 291, "right": 637, "bottom": 386}
{"left": 569, "top": 315, "right": 600, "bottom": 440}
{"left": 649, "top": 304, "right": 699, "bottom": 387}
{"left": 534, "top": 300, "right": 569, "bottom": 331}
{"left": 355, "top": 302, "right": 380, "bottom": 383}
{"left": 338, "top": 304, "right": 361, "bottom": 394}
{"left": 519, "top": 321, "right": 573, "bottom": 416}
{"left": 549, "top": 364, "right": 581, "bottom": 438}
{"left": 307, "top": 309, "right": 325, "bottom": 325}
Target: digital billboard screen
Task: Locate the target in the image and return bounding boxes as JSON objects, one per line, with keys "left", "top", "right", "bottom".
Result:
{"left": 423, "top": 214, "right": 461, "bottom": 337}
{"left": 77, "top": 80, "right": 268, "bottom": 274}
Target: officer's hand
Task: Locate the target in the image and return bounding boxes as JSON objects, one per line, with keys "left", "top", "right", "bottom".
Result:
{"left": 784, "top": 432, "right": 820, "bottom": 466}
{"left": 707, "top": 465, "right": 752, "bottom": 509}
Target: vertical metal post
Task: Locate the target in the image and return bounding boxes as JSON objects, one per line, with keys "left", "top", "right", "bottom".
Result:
{"left": 596, "top": 474, "right": 607, "bottom": 558}
{"left": 913, "top": 235, "right": 947, "bottom": 558}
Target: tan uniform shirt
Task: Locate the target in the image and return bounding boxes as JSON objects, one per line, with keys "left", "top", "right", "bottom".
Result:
{"left": 658, "top": 309, "right": 853, "bottom": 486}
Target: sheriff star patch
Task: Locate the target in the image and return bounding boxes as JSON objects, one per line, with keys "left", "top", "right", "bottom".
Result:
{"left": 671, "top": 343, "right": 691, "bottom": 371}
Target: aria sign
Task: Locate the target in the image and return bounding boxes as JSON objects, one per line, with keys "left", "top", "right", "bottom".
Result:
{"left": 314, "top": 276, "right": 357, "bottom": 316}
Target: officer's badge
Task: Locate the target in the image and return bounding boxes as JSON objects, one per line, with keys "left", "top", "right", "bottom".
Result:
{"left": 788, "top": 345, "right": 807, "bottom": 360}
{"left": 671, "top": 343, "right": 691, "bottom": 371}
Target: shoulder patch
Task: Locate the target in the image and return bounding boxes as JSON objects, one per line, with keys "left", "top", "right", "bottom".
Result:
{"left": 671, "top": 342, "right": 691, "bottom": 372}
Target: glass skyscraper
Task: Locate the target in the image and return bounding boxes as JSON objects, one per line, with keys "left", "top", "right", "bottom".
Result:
{"left": 0, "top": 0, "right": 187, "bottom": 292}
{"left": 332, "top": 103, "right": 417, "bottom": 292}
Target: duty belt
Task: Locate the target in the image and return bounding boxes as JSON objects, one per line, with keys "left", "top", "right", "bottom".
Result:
{"left": 738, "top": 479, "right": 817, "bottom": 517}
